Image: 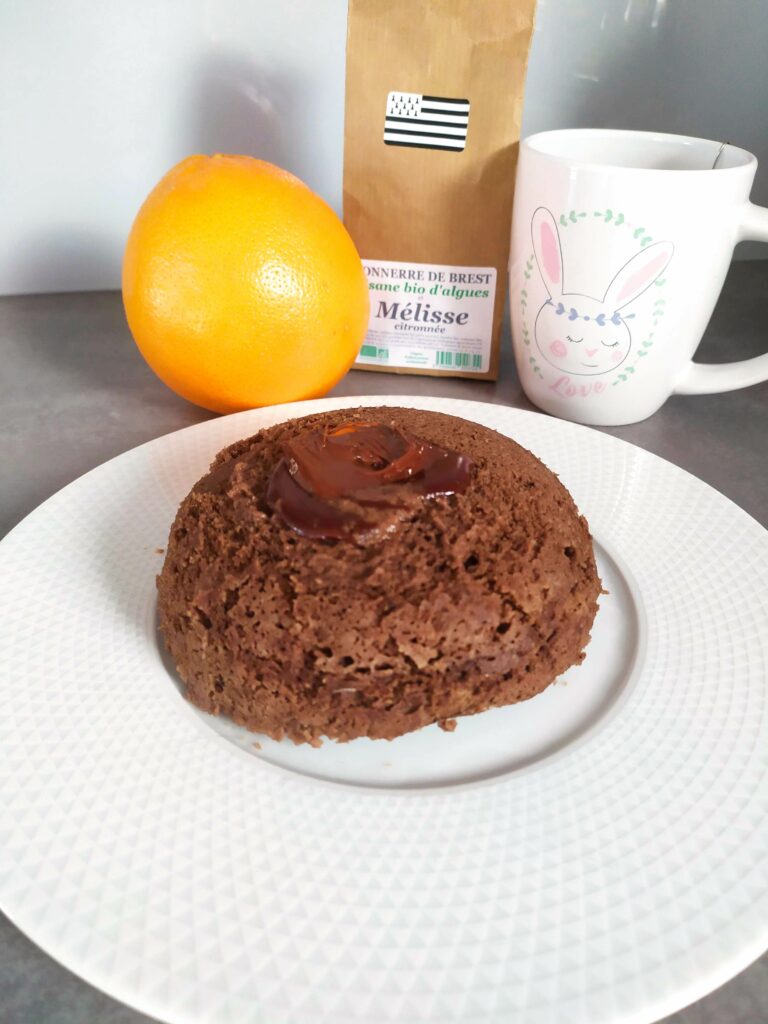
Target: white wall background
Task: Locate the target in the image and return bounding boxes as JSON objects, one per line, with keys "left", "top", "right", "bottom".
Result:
{"left": 1, "top": 0, "right": 767, "bottom": 296}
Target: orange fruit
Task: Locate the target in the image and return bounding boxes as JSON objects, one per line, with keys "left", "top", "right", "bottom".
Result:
{"left": 122, "top": 155, "right": 369, "bottom": 413}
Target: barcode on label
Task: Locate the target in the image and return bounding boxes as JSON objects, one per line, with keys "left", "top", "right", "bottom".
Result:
{"left": 435, "top": 352, "right": 483, "bottom": 369}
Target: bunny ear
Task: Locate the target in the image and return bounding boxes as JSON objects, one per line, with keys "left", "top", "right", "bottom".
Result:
{"left": 603, "top": 241, "right": 674, "bottom": 312}
{"left": 531, "top": 207, "right": 564, "bottom": 301}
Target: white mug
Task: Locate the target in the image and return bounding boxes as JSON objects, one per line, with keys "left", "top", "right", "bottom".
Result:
{"left": 509, "top": 129, "right": 768, "bottom": 425}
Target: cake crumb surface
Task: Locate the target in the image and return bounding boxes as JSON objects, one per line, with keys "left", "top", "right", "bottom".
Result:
{"left": 156, "top": 406, "right": 601, "bottom": 746}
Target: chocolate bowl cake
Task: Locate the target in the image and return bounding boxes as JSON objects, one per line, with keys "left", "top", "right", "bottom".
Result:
{"left": 157, "top": 407, "right": 601, "bottom": 744}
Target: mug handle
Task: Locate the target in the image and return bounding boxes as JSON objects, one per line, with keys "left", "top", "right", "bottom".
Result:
{"left": 674, "top": 203, "right": 768, "bottom": 395}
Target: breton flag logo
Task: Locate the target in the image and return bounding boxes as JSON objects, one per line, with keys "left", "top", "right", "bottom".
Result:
{"left": 384, "top": 91, "right": 470, "bottom": 152}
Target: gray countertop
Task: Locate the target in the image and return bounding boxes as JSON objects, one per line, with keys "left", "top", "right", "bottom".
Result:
{"left": 1, "top": 263, "right": 766, "bottom": 1023}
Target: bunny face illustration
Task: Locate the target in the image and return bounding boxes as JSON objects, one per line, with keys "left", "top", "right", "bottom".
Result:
{"left": 534, "top": 295, "right": 632, "bottom": 375}
{"left": 531, "top": 208, "right": 673, "bottom": 377}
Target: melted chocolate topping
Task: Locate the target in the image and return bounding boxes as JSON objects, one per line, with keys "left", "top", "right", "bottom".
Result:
{"left": 265, "top": 421, "right": 474, "bottom": 541}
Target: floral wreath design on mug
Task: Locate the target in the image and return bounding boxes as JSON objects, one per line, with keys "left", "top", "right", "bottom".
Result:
{"left": 520, "top": 207, "right": 674, "bottom": 392}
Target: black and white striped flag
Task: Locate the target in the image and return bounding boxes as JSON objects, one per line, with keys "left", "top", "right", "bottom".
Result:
{"left": 384, "top": 91, "right": 470, "bottom": 152}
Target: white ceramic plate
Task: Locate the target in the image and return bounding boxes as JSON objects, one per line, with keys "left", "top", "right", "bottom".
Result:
{"left": 1, "top": 396, "right": 766, "bottom": 1024}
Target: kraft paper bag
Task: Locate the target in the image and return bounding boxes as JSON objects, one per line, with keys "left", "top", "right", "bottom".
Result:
{"left": 344, "top": 0, "right": 537, "bottom": 379}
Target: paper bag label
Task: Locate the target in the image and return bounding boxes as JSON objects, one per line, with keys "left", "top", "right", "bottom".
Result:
{"left": 384, "top": 92, "right": 470, "bottom": 152}
{"left": 357, "top": 259, "right": 496, "bottom": 372}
